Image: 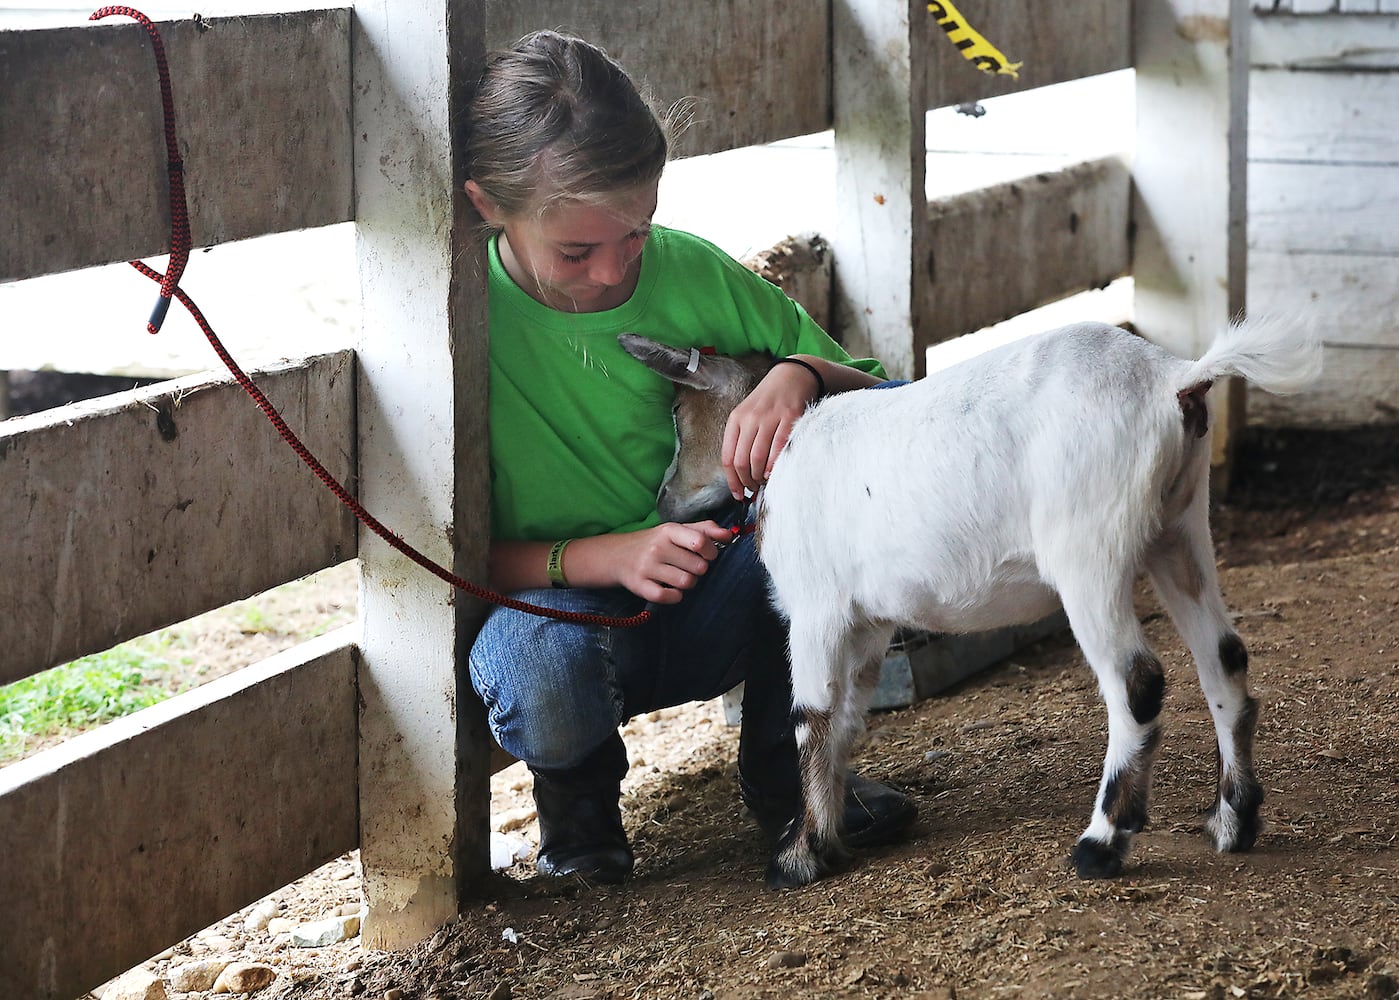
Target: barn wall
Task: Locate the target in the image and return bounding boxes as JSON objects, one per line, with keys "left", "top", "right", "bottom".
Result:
{"left": 1247, "top": 10, "right": 1399, "bottom": 425}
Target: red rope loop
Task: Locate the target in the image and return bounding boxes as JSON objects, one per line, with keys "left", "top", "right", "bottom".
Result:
{"left": 99, "top": 8, "right": 651, "bottom": 629}
{"left": 90, "top": 6, "right": 189, "bottom": 329}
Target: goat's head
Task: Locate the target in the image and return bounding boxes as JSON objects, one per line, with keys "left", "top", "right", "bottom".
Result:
{"left": 618, "top": 334, "right": 769, "bottom": 522}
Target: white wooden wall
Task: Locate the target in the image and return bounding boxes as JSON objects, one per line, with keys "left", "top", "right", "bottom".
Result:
{"left": 1248, "top": 8, "right": 1399, "bottom": 424}
{"left": 1259, "top": 1, "right": 1399, "bottom": 11}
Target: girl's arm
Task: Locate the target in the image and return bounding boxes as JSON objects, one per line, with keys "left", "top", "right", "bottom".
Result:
{"left": 489, "top": 519, "right": 735, "bottom": 604}
{"left": 721, "top": 354, "right": 882, "bottom": 498}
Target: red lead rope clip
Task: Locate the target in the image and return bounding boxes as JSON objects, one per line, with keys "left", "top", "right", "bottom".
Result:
{"left": 716, "top": 490, "right": 756, "bottom": 549}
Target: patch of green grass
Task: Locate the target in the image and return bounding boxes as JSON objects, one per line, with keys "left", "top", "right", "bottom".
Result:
{"left": 236, "top": 604, "right": 277, "bottom": 635}
{"left": 0, "top": 644, "right": 178, "bottom": 764}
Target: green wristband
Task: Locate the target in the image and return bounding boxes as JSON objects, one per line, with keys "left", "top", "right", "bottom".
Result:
{"left": 546, "top": 538, "right": 572, "bottom": 589}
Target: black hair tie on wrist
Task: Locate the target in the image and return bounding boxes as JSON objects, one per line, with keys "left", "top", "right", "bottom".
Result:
{"left": 772, "top": 356, "right": 826, "bottom": 399}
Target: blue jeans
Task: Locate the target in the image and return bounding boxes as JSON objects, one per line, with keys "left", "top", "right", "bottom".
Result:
{"left": 469, "top": 506, "right": 792, "bottom": 775}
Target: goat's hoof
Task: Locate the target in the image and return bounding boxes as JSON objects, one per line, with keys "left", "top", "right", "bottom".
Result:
{"left": 1204, "top": 800, "right": 1260, "bottom": 854}
{"left": 1118, "top": 811, "right": 1150, "bottom": 836}
{"left": 766, "top": 851, "right": 827, "bottom": 889}
{"left": 765, "top": 837, "right": 848, "bottom": 890}
{"left": 1071, "top": 836, "right": 1126, "bottom": 879}
{"left": 766, "top": 858, "right": 815, "bottom": 890}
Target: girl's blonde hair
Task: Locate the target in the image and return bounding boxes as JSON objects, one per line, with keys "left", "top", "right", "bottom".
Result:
{"left": 464, "top": 30, "right": 671, "bottom": 220}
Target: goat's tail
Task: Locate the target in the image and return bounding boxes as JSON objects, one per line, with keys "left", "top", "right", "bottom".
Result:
{"left": 1180, "top": 313, "right": 1324, "bottom": 396}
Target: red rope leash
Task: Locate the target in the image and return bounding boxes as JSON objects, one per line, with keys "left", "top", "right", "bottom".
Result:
{"left": 94, "top": 7, "right": 651, "bottom": 629}
{"left": 91, "top": 6, "right": 188, "bottom": 332}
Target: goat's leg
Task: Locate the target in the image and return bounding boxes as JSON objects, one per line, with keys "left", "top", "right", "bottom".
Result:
{"left": 830, "top": 628, "right": 894, "bottom": 786}
{"left": 767, "top": 622, "right": 885, "bottom": 888}
{"left": 1058, "top": 578, "right": 1167, "bottom": 878}
{"left": 1146, "top": 505, "right": 1263, "bottom": 854}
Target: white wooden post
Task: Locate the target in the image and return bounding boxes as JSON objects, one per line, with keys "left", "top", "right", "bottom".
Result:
{"left": 1132, "top": 0, "right": 1251, "bottom": 468}
{"left": 352, "top": 0, "right": 492, "bottom": 948}
{"left": 831, "top": 0, "right": 930, "bottom": 379}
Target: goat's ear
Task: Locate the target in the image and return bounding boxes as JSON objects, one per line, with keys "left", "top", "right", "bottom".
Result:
{"left": 617, "top": 333, "right": 716, "bottom": 390}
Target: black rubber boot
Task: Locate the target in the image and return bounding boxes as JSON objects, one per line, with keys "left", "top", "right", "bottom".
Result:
{"left": 741, "top": 766, "right": 918, "bottom": 848}
{"left": 735, "top": 615, "right": 917, "bottom": 849}
{"left": 531, "top": 732, "right": 634, "bottom": 885}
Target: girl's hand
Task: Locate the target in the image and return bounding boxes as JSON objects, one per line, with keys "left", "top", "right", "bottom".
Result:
{"left": 721, "top": 360, "right": 821, "bottom": 499}
{"left": 610, "top": 520, "right": 736, "bottom": 604}
{"left": 488, "top": 523, "right": 735, "bottom": 599}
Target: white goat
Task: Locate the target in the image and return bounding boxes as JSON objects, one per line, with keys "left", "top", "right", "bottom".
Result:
{"left": 620, "top": 318, "right": 1321, "bottom": 888}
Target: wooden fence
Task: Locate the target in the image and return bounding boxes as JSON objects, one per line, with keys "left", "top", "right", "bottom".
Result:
{"left": 1, "top": 2, "right": 1254, "bottom": 996}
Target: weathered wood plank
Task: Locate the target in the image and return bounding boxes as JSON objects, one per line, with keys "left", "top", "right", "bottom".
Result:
{"left": 0, "top": 631, "right": 359, "bottom": 1000}
{"left": 1252, "top": 9, "right": 1399, "bottom": 68}
{"left": 1250, "top": 161, "right": 1399, "bottom": 255}
{"left": 1251, "top": 70, "right": 1399, "bottom": 164}
{"left": 0, "top": 351, "right": 357, "bottom": 687}
{"left": 1253, "top": 11, "right": 1399, "bottom": 69}
{"left": 1248, "top": 249, "right": 1399, "bottom": 424}
{"left": 0, "top": 9, "right": 353, "bottom": 283}
{"left": 1246, "top": 341, "right": 1399, "bottom": 425}
{"left": 1250, "top": 250, "right": 1399, "bottom": 348}
{"left": 1277, "top": 0, "right": 1399, "bottom": 10}
{"left": 918, "top": 157, "right": 1130, "bottom": 351}
{"left": 924, "top": 0, "right": 1131, "bottom": 110}
{"left": 485, "top": 0, "right": 829, "bottom": 157}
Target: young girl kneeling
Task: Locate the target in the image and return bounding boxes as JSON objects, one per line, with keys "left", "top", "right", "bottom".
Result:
{"left": 464, "top": 30, "right": 916, "bottom": 884}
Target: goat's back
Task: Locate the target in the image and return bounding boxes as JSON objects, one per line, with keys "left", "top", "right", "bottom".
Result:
{"left": 757, "top": 323, "right": 1200, "bottom": 631}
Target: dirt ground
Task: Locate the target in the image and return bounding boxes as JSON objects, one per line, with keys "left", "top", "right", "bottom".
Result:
{"left": 114, "top": 427, "right": 1397, "bottom": 1000}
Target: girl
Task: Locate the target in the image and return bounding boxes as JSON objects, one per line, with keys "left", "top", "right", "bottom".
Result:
{"left": 464, "top": 30, "right": 915, "bottom": 884}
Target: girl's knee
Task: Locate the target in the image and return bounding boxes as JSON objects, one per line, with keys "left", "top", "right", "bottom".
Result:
{"left": 480, "top": 683, "right": 619, "bottom": 770}
{"left": 470, "top": 605, "right": 624, "bottom": 769}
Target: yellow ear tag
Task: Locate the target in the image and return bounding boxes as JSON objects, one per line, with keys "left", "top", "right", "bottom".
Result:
{"left": 927, "top": 1, "right": 1023, "bottom": 79}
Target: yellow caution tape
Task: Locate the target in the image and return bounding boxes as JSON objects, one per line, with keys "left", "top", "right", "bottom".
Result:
{"left": 927, "top": 1, "right": 1023, "bottom": 79}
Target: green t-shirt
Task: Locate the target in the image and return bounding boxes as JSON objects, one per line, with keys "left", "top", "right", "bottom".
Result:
{"left": 488, "top": 225, "right": 885, "bottom": 541}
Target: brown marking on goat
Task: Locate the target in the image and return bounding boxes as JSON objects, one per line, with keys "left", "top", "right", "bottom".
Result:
{"left": 1213, "top": 695, "right": 1264, "bottom": 849}
{"left": 672, "top": 386, "right": 735, "bottom": 494}
{"left": 1102, "top": 725, "right": 1162, "bottom": 833}
{"left": 665, "top": 352, "right": 770, "bottom": 518}
{"left": 794, "top": 706, "right": 837, "bottom": 827}
{"left": 855, "top": 652, "right": 884, "bottom": 693}
{"left": 1177, "top": 381, "right": 1213, "bottom": 439}
{"left": 1220, "top": 695, "right": 1260, "bottom": 796}
{"left": 795, "top": 706, "right": 833, "bottom": 762}
{"left": 1219, "top": 633, "right": 1249, "bottom": 676}
{"left": 1125, "top": 650, "right": 1166, "bottom": 725}
{"left": 1147, "top": 524, "right": 1208, "bottom": 600}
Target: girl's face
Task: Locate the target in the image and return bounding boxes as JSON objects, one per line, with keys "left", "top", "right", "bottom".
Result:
{"left": 466, "top": 180, "right": 658, "bottom": 313}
